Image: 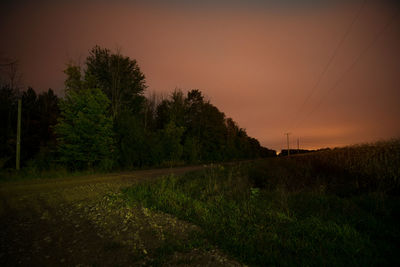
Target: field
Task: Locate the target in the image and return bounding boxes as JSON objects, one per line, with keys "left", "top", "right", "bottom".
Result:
{"left": 123, "top": 140, "right": 400, "bottom": 266}
{"left": 1, "top": 140, "right": 399, "bottom": 266}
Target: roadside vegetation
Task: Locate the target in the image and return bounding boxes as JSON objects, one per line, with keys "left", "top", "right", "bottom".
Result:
{"left": 123, "top": 139, "right": 400, "bottom": 266}
{"left": 1, "top": 46, "right": 275, "bottom": 179}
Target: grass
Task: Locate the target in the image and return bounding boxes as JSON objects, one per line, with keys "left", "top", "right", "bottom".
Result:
{"left": 149, "top": 231, "right": 211, "bottom": 266}
{"left": 0, "top": 164, "right": 98, "bottom": 182}
{"left": 123, "top": 140, "right": 400, "bottom": 266}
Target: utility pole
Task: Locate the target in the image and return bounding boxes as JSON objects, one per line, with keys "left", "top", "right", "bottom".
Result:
{"left": 16, "top": 98, "right": 21, "bottom": 171}
{"left": 284, "top": 132, "right": 291, "bottom": 156}
{"left": 297, "top": 138, "right": 300, "bottom": 154}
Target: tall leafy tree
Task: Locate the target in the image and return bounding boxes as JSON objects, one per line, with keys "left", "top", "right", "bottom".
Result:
{"left": 55, "top": 88, "right": 114, "bottom": 170}
{"left": 82, "top": 46, "right": 148, "bottom": 168}
{"left": 85, "top": 46, "right": 146, "bottom": 118}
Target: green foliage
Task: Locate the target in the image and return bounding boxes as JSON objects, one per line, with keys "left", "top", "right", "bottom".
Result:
{"left": 55, "top": 88, "right": 114, "bottom": 170}
{"left": 151, "top": 88, "right": 274, "bottom": 164}
{"left": 159, "top": 121, "right": 185, "bottom": 165}
{"left": 64, "top": 64, "right": 83, "bottom": 92}
{"left": 2, "top": 45, "right": 274, "bottom": 172}
{"left": 115, "top": 109, "right": 153, "bottom": 167}
{"left": 85, "top": 45, "right": 146, "bottom": 118}
{"left": 124, "top": 146, "right": 400, "bottom": 266}
{"left": 81, "top": 46, "right": 150, "bottom": 168}
{"left": 111, "top": 86, "right": 274, "bottom": 168}
{"left": 182, "top": 136, "right": 200, "bottom": 163}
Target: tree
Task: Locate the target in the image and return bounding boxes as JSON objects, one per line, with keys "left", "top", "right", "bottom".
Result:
{"left": 64, "top": 46, "right": 146, "bottom": 118}
{"left": 0, "top": 85, "right": 60, "bottom": 169}
{"left": 159, "top": 121, "right": 184, "bottom": 165}
{"left": 143, "top": 92, "right": 158, "bottom": 131}
{"left": 155, "top": 89, "right": 186, "bottom": 129}
{"left": 64, "top": 64, "right": 83, "bottom": 92}
{"left": 169, "top": 89, "right": 186, "bottom": 127}
{"left": 184, "top": 89, "right": 205, "bottom": 156}
{"left": 182, "top": 136, "right": 200, "bottom": 163}
{"left": 0, "top": 58, "right": 21, "bottom": 168}
{"left": 81, "top": 46, "right": 148, "bottom": 167}
{"left": 85, "top": 46, "right": 146, "bottom": 118}
{"left": 21, "top": 87, "right": 40, "bottom": 162}
{"left": 55, "top": 88, "right": 114, "bottom": 170}
{"left": 114, "top": 109, "right": 147, "bottom": 168}
{"left": 199, "top": 102, "right": 227, "bottom": 161}
{"left": 0, "top": 84, "right": 17, "bottom": 167}
{"left": 225, "top": 118, "right": 240, "bottom": 159}
{"left": 37, "top": 88, "right": 59, "bottom": 147}
{"left": 156, "top": 99, "right": 171, "bottom": 130}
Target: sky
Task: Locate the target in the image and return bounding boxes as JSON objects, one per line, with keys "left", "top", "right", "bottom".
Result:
{"left": 1, "top": 0, "right": 399, "bottom": 152}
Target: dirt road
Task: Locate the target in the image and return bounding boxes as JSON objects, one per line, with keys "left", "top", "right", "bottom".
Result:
{"left": 0, "top": 166, "right": 242, "bottom": 266}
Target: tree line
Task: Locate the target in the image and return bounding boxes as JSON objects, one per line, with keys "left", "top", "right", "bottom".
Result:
{"left": 0, "top": 46, "right": 275, "bottom": 171}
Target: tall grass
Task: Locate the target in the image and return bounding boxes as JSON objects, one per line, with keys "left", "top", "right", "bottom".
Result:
{"left": 0, "top": 164, "right": 97, "bottom": 182}
{"left": 317, "top": 139, "right": 400, "bottom": 193}
{"left": 273, "top": 139, "right": 400, "bottom": 195}
{"left": 123, "top": 140, "right": 400, "bottom": 266}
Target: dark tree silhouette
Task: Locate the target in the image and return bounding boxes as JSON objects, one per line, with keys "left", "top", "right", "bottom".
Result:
{"left": 85, "top": 46, "right": 146, "bottom": 118}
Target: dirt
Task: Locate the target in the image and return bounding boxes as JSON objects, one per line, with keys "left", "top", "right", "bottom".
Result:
{"left": 0, "top": 166, "right": 243, "bottom": 266}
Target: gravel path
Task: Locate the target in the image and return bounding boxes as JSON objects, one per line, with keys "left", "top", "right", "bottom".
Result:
{"left": 0, "top": 166, "right": 243, "bottom": 266}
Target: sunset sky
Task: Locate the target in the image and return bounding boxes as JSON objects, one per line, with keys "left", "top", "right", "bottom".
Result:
{"left": 1, "top": 0, "right": 399, "bottom": 152}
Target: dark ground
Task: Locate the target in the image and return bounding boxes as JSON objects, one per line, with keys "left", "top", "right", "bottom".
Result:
{"left": 0, "top": 166, "right": 242, "bottom": 266}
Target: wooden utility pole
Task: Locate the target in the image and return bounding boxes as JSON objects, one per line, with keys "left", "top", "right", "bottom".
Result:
{"left": 16, "top": 98, "right": 21, "bottom": 171}
{"left": 284, "top": 132, "right": 291, "bottom": 156}
{"left": 297, "top": 138, "right": 300, "bottom": 154}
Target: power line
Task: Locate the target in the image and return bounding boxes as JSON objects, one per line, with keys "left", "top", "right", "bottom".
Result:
{"left": 291, "top": 0, "right": 367, "bottom": 129}
{"left": 293, "top": 7, "right": 400, "bottom": 131}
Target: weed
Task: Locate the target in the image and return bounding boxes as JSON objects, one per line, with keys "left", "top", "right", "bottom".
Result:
{"left": 123, "top": 140, "right": 400, "bottom": 266}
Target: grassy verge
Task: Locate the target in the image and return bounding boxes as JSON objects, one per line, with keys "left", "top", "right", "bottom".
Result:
{"left": 0, "top": 165, "right": 99, "bottom": 182}
{"left": 123, "top": 141, "right": 400, "bottom": 266}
